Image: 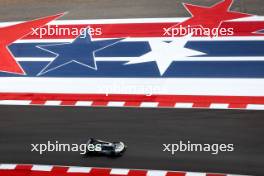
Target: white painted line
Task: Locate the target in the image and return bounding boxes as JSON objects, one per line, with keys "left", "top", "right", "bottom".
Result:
{"left": 246, "top": 104, "right": 264, "bottom": 110}
{"left": 185, "top": 172, "right": 206, "bottom": 176}
{"left": 97, "top": 56, "right": 264, "bottom": 62}
{"left": 0, "top": 164, "right": 17, "bottom": 170}
{"left": 75, "top": 101, "right": 93, "bottom": 106}
{"left": 14, "top": 56, "right": 264, "bottom": 62}
{"left": 175, "top": 103, "right": 194, "bottom": 108}
{"left": 31, "top": 165, "right": 53, "bottom": 171}
{"left": 107, "top": 101, "right": 125, "bottom": 107}
{"left": 44, "top": 100, "right": 62, "bottom": 106}
{"left": 147, "top": 170, "right": 167, "bottom": 176}
{"left": 110, "top": 169, "right": 130, "bottom": 175}
{"left": 0, "top": 17, "right": 186, "bottom": 27}
{"left": 230, "top": 15, "right": 264, "bottom": 22}
{"left": 0, "top": 100, "right": 31, "bottom": 105}
{"left": 140, "top": 102, "right": 159, "bottom": 107}
{"left": 49, "top": 18, "right": 186, "bottom": 24}
{"left": 1, "top": 78, "right": 264, "bottom": 96}
{"left": 209, "top": 103, "right": 229, "bottom": 109}
{"left": 67, "top": 166, "right": 91, "bottom": 173}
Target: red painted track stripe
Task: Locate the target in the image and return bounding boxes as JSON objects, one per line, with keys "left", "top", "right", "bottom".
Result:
{"left": 30, "top": 100, "right": 46, "bottom": 105}
{"left": 0, "top": 170, "right": 29, "bottom": 176}
{"left": 22, "top": 21, "right": 264, "bottom": 39}
{"left": 124, "top": 101, "right": 141, "bottom": 107}
{"left": 60, "top": 101, "right": 77, "bottom": 106}
{"left": 31, "top": 171, "right": 54, "bottom": 176}
{"left": 66, "top": 173, "right": 92, "bottom": 176}
{"left": 15, "top": 165, "right": 33, "bottom": 170}
{"left": 166, "top": 171, "right": 186, "bottom": 176}
{"left": 49, "top": 166, "right": 70, "bottom": 176}
{"left": 158, "top": 102, "right": 176, "bottom": 107}
{"left": 89, "top": 168, "right": 111, "bottom": 176}
{"left": 91, "top": 101, "right": 109, "bottom": 106}
{"left": 228, "top": 103, "right": 247, "bottom": 109}
{"left": 127, "top": 170, "right": 148, "bottom": 176}
{"left": 192, "top": 102, "right": 211, "bottom": 108}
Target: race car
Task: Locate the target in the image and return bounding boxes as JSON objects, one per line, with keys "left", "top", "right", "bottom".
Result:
{"left": 85, "top": 138, "right": 127, "bottom": 156}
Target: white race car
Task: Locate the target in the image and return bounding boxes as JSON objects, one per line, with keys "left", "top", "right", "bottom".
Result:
{"left": 85, "top": 138, "right": 127, "bottom": 156}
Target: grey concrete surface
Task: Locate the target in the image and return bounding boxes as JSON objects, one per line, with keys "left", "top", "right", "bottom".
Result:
{"left": 0, "top": 106, "right": 263, "bottom": 175}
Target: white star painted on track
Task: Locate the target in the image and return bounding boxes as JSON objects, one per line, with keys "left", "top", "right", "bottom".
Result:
{"left": 124, "top": 34, "right": 205, "bottom": 75}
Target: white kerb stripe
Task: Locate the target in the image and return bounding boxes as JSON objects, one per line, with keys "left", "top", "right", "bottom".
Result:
{"left": 247, "top": 104, "right": 264, "bottom": 110}
{"left": 107, "top": 101, "right": 125, "bottom": 107}
{"left": 209, "top": 103, "right": 229, "bottom": 109}
{"left": 147, "top": 170, "right": 167, "bottom": 176}
{"left": 185, "top": 172, "right": 206, "bottom": 176}
{"left": 75, "top": 101, "right": 93, "bottom": 106}
{"left": 31, "top": 165, "right": 53, "bottom": 171}
{"left": 0, "top": 100, "right": 31, "bottom": 105}
{"left": 44, "top": 100, "right": 62, "bottom": 106}
{"left": 140, "top": 102, "right": 159, "bottom": 107}
{"left": 67, "top": 166, "right": 91, "bottom": 173}
{"left": 110, "top": 169, "right": 130, "bottom": 175}
{"left": 0, "top": 164, "right": 17, "bottom": 169}
{"left": 175, "top": 103, "right": 194, "bottom": 108}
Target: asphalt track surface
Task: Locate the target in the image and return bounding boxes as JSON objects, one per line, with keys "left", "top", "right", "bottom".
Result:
{"left": 0, "top": 106, "right": 264, "bottom": 175}
{"left": 0, "top": 0, "right": 264, "bottom": 175}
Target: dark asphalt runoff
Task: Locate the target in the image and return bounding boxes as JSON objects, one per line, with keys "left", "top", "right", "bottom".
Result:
{"left": 0, "top": 106, "right": 264, "bottom": 175}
